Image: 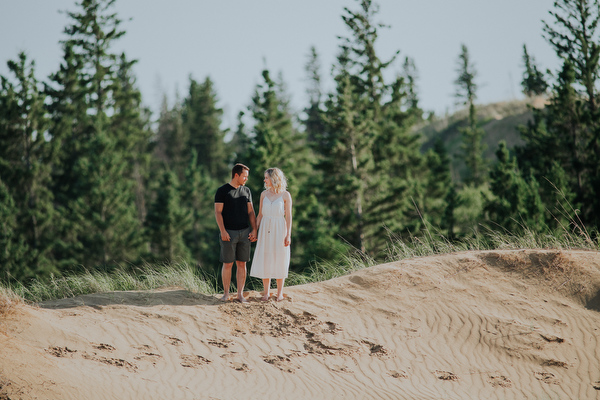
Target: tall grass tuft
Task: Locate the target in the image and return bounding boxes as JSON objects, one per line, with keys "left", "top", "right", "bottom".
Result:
{"left": 0, "top": 286, "right": 22, "bottom": 316}
{"left": 286, "top": 247, "right": 376, "bottom": 286}
{"left": 8, "top": 262, "right": 217, "bottom": 303}
{"left": 385, "top": 222, "right": 598, "bottom": 263}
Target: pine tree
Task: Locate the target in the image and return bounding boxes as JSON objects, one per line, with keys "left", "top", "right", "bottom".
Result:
{"left": 182, "top": 76, "right": 230, "bottom": 181}
{"left": 544, "top": 161, "right": 577, "bottom": 229}
{"left": 282, "top": 46, "right": 348, "bottom": 269}
{"left": 485, "top": 141, "right": 545, "bottom": 232}
{"left": 111, "top": 53, "right": 153, "bottom": 222}
{"left": 46, "top": 41, "right": 90, "bottom": 207}
{"left": 454, "top": 44, "right": 487, "bottom": 186}
{"left": 69, "top": 132, "right": 145, "bottom": 266}
{"left": 181, "top": 150, "right": 220, "bottom": 270}
{"left": 544, "top": 0, "right": 600, "bottom": 112}
{"left": 523, "top": 173, "right": 547, "bottom": 230}
{"left": 521, "top": 44, "right": 548, "bottom": 98}
{"left": 0, "top": 52, "right": 59, "bottom": 280}
{"left": 543, "top": 0, "right": 600, "bottom": 227}
{"left": 228, "top": 110, "right": 250, "bottom": 166}
{"left": 421, "top": 139, "right": 452, "bottom": 228}
{"left": 442, "top": 184, "right": 459, "bottom": 240}
{"left": 46, "top": 0, "right": 145, "bottom": 268}
{"left": 370, "top": 70, "right": 425, "bottom": 246}
{"left": 0, "top": 180, "right": 35, "bottom": 282}
{"left": 400, "top": 57, "right": 422, "bottom": 118}
{"left": 318, "top": 0, "right": 427, "bottom": 254}
{"left": 320, "top": 0, "right": 384, "bottom": 253}
{"left": 338, "top": 0, "right": 398, "bottom": 120}
{"left": 245, "top": 69, "right": 308, "bottom": 197}
{"left": 303, "top": 46, "right": 327, "bottom": 149}
{"left": 154, "top": 94, "right": 187, "bottom": 179}
{"left": 292, "top": 192, "right": 347, "bottom": 269}
{"left": 145, "top": 169, "right": 191, "bottom": 263}
{"left": 321, "top": 68, "right": 375, "bottom": 253}
{"left": 517, "top": 61, "right": 585, "bottom": 223}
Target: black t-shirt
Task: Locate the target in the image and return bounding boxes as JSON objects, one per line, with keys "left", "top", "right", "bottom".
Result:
{"left": 214, "top": 183, "right": 253, "bottom": 230}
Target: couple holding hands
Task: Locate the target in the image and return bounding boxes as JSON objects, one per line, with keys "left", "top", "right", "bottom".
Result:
{"left": 214, "top": 164, "right": 292, "bottom": 303}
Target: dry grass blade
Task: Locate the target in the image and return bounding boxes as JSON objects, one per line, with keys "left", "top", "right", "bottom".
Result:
{"left": 0, "top": 287, "right": 22, "bottom": 317}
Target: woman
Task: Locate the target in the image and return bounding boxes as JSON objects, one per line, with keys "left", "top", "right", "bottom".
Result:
{"left": 250, "top": 168, "right": 292, "bottom": 301}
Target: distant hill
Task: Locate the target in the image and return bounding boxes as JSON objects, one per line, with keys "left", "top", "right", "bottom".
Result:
{"left": 416, "top": 97, "right": 546, "bottom": 180}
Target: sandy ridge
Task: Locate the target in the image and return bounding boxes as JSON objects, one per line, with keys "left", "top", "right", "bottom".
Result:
{"left": 1, "top": 249, "right": 600, "bottom": 399}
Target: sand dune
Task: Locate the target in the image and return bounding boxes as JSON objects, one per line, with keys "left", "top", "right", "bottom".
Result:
{"left": 2, "top": 249, "right": 600, "bottom": 399}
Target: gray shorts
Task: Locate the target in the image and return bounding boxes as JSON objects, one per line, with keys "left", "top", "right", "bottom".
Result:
{"left": 219, "top": 227, "right": 251, "bottom": 263}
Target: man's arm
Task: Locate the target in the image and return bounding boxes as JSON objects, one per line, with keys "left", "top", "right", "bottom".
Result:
{"left": 247, "top": 201, "right": 258, "bottom": 242}
{"left": 215, "top": 203, "right": 230, "bottom": 241}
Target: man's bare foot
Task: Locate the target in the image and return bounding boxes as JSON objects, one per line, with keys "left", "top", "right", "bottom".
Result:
{"left": 237, "top": 295, "right": 248, "bottom": 303}
{"left": 276, "top": 295, "right": 284, "bottom": 302}
{"left": 220, "top": 293, "right": 231, "bottom": 301}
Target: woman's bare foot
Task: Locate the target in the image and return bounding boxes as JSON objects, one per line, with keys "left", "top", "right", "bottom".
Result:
{"left": 237, "top": 294, "right": 248, "bottom": 303}
{"left": 260, "top": 293, "right": 270, "bottom": 301}
{"left": 276, "top": 295, "right": 284, "bottom": 302}
{"left": 220, "top": 293, "right": 230, "bottom": 301}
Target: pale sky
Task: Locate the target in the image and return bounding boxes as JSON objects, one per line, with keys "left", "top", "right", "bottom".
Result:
{"left": 1, "top": 0, "right": 558, "bottom": 128}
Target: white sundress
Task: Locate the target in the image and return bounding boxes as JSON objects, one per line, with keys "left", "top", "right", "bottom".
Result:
{"left": 250, "top": 195, "right": 290, "bottom": 279}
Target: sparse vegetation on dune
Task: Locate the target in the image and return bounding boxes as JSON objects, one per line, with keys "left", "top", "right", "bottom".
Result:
{"left": 4, "top": 263, "right": 217, "bottom": 304}
{"left": 0, "top": 286, "right": 23, "bottom": 316}
{"left": 6, "top": 226, "right": 597, "bottom": 306}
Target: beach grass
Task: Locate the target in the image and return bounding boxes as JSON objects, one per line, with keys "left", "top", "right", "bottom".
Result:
{"left": 1, "top": 221, "right": 598, "bottom": 305}
{"left": 4, "top": 262, "right": 217, "bottom": 304}
{"left": 0, "top": 286, "right": 23, "bottom": 316}
{"left": 385, "top": 224, "right": 598, "bottom": 262}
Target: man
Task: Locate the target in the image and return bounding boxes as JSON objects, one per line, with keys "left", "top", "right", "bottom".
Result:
{"left": 214, "top": 163, "right": 257, "bottom": 302}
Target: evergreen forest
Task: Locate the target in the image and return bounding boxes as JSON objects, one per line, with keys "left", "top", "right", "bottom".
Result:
{"left": 1, "top": 0, "right": 600, "bottom": 288}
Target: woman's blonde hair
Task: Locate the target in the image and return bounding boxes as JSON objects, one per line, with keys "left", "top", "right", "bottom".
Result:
{"left": 265, "top": 167, "right": 287, "bottom": 194}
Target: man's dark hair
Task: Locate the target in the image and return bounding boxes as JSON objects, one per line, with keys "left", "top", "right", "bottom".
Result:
{"left": 231, "top": 163, "right": 249, "bottom": 179}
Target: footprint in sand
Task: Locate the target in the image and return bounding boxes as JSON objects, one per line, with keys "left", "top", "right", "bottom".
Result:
{"left": 322, "top": 321, "right": 341, "bottom": 334}
{"left": 139, "top": 311, "right": 181, "bottom": 324}
{"left": 134, "top": 344, "right": 156, "bottom": 351}
{"left": 220, "top": 351, "right": 250, "bottom": 372}
{"left": 435, "top": 370, "right": 459, "bottom": 381}
{"left": 180, "top": 354, "right": 211, "bottom": 368}
{"left": 361, "top": 339, "right": 390, "bottom": 357}
{"left": 229, "top": 362, "right": 251, "bottom": 372}
{"left": 134, "top": 352, "right": 162, "bottom": 365}
{"left": 388, "top": 370, "right": 408, "bottom": 379}
{"left": 487, "top": 374, "right": 512, "bottom": 388}
{"left": 91, "top": 343, "right": 116, "bottom": 351}
{"left": 327, "top": 364, "right": 354, "bottom": 373}
{"left": 540, "top": 333, "right": 565, "bottom": 343}
{"left": 304, "top": 334, "right": 352, "bottom": 356}
{"left": 262, "top": 355, "right": 298, "bottom": 373}
{"left": 82, "top": 354, "right": 138, "bottom": 372}
{"left": 207, "top": 338, "right": 234, "bottom": 348}
{"left": 45, "top": 346, "right": 77, "bottom": 358}
{"left": 534, "top": 371, "right": 560, "bottom": 385}
{"left": 164, "top": 335, "right": 184, "bottom": 346}
{"left": 542, "top": 358, "right": 569, "bottom": 368}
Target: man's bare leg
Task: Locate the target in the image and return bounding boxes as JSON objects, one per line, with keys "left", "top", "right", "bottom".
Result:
{"left": 261, "top": 279, "right": 271, "bottom": 301}
{"left": 276, "top": 278, "right": 285, "bottom": 301}
{"left": 236, "top": 261, "right": 248, "bottom": 303}
{"left": 220, "top": 262, "right": 234, "bottom": 301}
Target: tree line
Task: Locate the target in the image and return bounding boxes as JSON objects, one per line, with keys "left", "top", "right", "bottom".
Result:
{"left": 1, "top": 0, "right": 599, "bottom": 284}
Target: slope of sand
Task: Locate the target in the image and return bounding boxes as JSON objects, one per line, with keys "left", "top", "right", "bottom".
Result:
{"left": 2, "top": 249, "right": 600, "bottom": 399}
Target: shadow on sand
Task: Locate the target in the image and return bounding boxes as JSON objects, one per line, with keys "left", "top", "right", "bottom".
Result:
{"left": 39, "top": 288, "right": 223, "bottom": 310}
